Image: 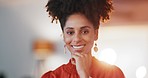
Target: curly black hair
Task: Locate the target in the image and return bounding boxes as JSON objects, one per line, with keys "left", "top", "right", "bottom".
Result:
{"left": 46, "top": 0, "right": 113, "bottom": 31}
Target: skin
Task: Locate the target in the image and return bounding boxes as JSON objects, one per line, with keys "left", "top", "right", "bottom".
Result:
{"left": 63, "top": 13, "right": 98, "bottom": 78}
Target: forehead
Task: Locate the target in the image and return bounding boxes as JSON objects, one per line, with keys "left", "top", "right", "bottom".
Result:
{"left": 64, "top": 13, "right": 93, "bottom": 29}
{"left": 65, "top": 26, "right": 91, "bottom": 30}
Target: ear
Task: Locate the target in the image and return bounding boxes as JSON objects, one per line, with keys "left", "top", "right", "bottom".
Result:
{"left": 62, "top": 33, "right": 66, "bottom": 42}
{"left": 94, "top": 29, "right": 98, "bottom": 41}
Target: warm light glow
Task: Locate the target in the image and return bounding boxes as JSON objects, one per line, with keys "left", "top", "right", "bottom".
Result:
{"left": 136, "top": 66, "right": 147, "bottom": 78}
{"left": 98, "top": 48, "right": 117, "bottom": 65}
{"left": 33, "top": 39, "right": 55, "bottom": 60}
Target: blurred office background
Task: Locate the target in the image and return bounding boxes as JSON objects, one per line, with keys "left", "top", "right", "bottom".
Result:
{"left": 0, "top": 0, "right": 148, "bottom": 78}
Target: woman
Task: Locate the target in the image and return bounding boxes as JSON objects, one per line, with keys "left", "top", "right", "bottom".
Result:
{"left": 42, "top": 0, "right": 125, "bottom": 78}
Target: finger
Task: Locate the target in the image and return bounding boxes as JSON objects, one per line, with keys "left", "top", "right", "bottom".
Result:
{"left": 71, "top": 53, "right": 79, "bottom": 60}
{"left": 72, "top": 52, "right": 83, "bottom": 57}
{"left": 83, "top": 53, "right": 88, "bottom": 57}
{"left": 70, "top": 58, "right": 76, "bottom": 65}
{"left": 71, "top": 53, "right": 84, "bottom": 63}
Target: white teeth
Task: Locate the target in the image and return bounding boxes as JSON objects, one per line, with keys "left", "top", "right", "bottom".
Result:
{"left": 72, "top": 45, "right": 84, "bottom": 49}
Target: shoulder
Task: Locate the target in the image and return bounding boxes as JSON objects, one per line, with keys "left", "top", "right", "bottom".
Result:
{"left": 91, "top": 57, "right": 125, "bottom": 78}
{"left": 41, "top": 64, "right": 66, "bottom": 78}
{"left": 110, "top": 65, "right": 125, "bottom": 78}
{"left": 41, "top": 71, "right": 55, "bottom": 78}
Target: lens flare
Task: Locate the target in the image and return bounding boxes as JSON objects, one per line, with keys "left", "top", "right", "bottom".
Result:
{"left": 136, "top": 66, "right": 147, "bottom": 78}
{"left": 98, "top": 48, "right": 117, "bottom": 65}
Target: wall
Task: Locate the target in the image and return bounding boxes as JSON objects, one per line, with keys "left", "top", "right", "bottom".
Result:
{"left": 0, "top": 0, "right": 148, "bottom": 78}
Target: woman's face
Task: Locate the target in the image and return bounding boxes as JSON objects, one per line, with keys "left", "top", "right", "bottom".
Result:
{"left": 63, "top": 13, "right": 98, "bottom": 54}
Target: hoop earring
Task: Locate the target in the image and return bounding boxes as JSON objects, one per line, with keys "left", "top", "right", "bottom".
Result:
{"left": 94, "top": 43, "right": 98, "bottom": 52}
{"left": 64, "top": 44, "right": 66, "bottom": 54}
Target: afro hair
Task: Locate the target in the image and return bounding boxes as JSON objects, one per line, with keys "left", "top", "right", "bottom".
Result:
{"left": 46, "top": 0, "right": 113, "bottom": 30}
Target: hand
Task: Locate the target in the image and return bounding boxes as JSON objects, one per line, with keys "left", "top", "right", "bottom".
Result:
{"left": 71, "top": 52, "right": 92, "bottom": 78}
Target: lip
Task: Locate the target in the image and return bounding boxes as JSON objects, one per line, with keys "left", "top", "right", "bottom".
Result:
{"left": 72, "top": 45, "right": 84, "bottom": 49}
{"left": 71, "top": 44, "right": 85, "bottom": 52}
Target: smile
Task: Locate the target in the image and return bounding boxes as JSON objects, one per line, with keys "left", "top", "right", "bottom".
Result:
{"left": 72, "top": 45, "right": 85, "bottom": 49}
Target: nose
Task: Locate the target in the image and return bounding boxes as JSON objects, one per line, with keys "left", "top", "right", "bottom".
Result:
{"left": 73, "top": 33, "right": 82, "bottom": 43}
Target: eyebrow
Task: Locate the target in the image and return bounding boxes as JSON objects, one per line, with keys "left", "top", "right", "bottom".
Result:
{"left": 65, "top": 27, "right": 74, "bottom": 30}
{"left": 80, "top": 26, "right": 91, "bottom": 29}
{"left": 65, "top": 26, "right": 91, "bottom": 30}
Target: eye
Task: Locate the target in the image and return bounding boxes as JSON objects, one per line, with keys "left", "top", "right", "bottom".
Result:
{"left": 81, "top": 30, "right": 89, "bottom": 34}
{"left": 66, "top": 31, "right": 74, "bottom": 35}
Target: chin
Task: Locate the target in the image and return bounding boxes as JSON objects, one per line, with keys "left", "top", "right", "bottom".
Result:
{"left": 71, "top": 50, "right": 83, "bottom": 53}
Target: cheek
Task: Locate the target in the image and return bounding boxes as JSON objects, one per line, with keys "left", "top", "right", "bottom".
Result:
{"left": 84, "top": 33, "right": 95, "bottom": 42}
{"left": 86, "top": 38, "right": 94, "bottom": 47}
{"left": 64, "top": 35, "right": 71, "bottom": 45}
{"left": 84, "top": 34, "right": 95, "bottom": 46}
{"left": 64, "top": 36, "right": 73, "bottom": 52}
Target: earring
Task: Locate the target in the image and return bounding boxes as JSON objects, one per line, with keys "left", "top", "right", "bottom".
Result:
{"left": 64, "top": 44, "right": 66, "bottom": 54}
{"left": 55, "top": 16, "right": 58, "bottom": 24}
{"left": 94, "top": 43, "right": 98, "bottom": 52}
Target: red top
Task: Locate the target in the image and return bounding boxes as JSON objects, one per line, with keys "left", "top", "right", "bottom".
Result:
{"left": 42, "top": 57, "right": 125, "bottom": 78}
